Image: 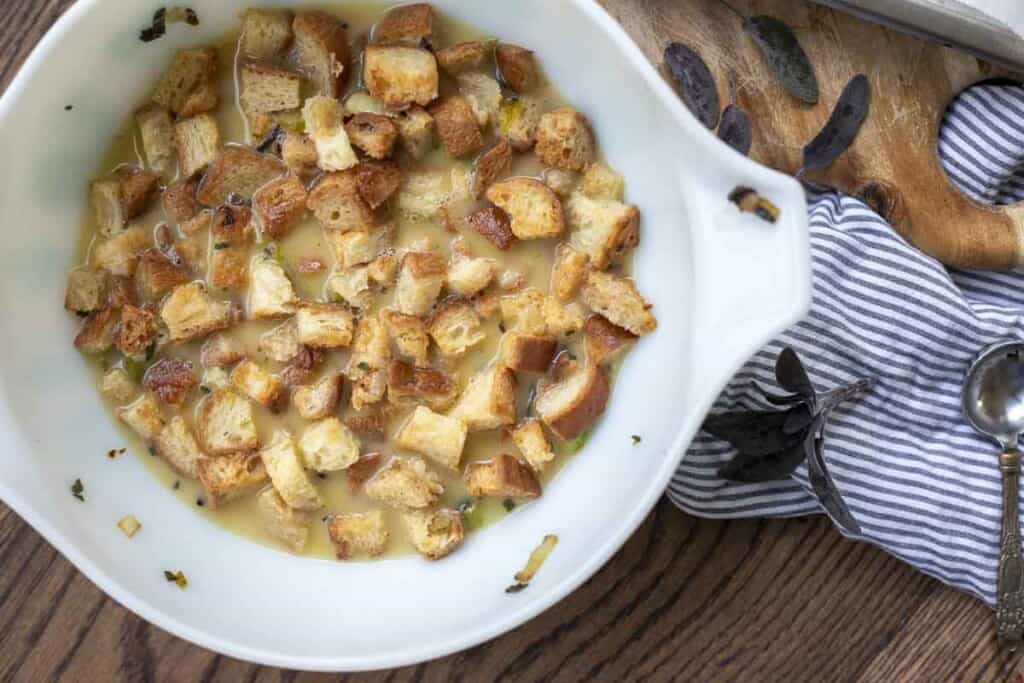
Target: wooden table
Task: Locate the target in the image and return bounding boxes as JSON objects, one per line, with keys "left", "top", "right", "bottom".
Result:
{"left": 1, "top": 1, "right": 1022, "bottom": 680}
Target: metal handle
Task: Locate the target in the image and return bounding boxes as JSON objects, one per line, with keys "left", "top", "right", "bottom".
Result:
{"left": 997, "top": 448, "right": 1024, "bottom": 643}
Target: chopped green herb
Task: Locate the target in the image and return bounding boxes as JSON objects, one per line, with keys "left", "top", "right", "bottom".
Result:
{"left": 123, "top": 357, "right": 144, "bottom": 380}
{"left": 498, "top": 323, "right": 506, "bottom": 333}
{"left": 199, "top": 385, "right": 211, "bottom": 394}
{"left": 148, "top": 446, "right": 157, "bottom": 456}
{"left": 502, "top": 498, "right": 516, "bottom": 512}
{"left": 562, "top": 430, "right": 589, "bottom": 454}
{"left": 357, "top": 361, "right": 370, "bottom": 371}
{"left": 163, "top": 570, "right": 188, "bottom": 589}
{"left": 316, "top": 472, "right": 327, "bottom": 480}
{"left": 196, "top": 497, "right": 205, "bottom": 507}
{"left": 456, "top": 497, "right": 477, "bottom": 514}
{"left": 64, "top": 105, "right": 73, "bottom": 111}
{"left": 70, "top": 478, "right": 85, "bottom": 502}
{"left": 145, "top": 342, "right": 157, "bottom": 362}
{"left": 505, "top": 583, "right": 528, "bottom": 594}
{"left": 172, "top": 480, "right": 181, "bottom": 490}
{"left": 631, "top": 435, "right": 642, "bottom": 446}
{"left": 213, "top": 242, "right": 230, "bottom": 250}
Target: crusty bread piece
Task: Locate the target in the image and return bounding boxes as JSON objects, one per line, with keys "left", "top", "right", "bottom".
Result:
{"left": 464, "top": 452, "right": 541, "bottom": 498}
{"left": 373, "top": 3, "right": 434, "bottom": 45}
{"left": 292, "top": 373, "right": 343, "bottom": 420}
{"left": 394, "top": 106, "right": 435, "bottom": 159}
{"left": 500, "top": 287, "right": 585, "bottom": 338}
{"left": 260, "top": 429, "right": 322, "bottom": 510}
{"left": 136, "top": 249, "right": 189, "bottom": 298}
{"left": 428, "top": 299, "right": 486, "bottom": 357}
{"left": 197, "top": 389, "right": 259, "bottom": 455}
{"left": 498, "top": 95, "right": 542, "bottom": 151}
{"left": 582, "top": 162, "right": 625, "bottom": 200}
{"left": 231, "top": 359, "right": 283, "bottom": 408}
{"left": 197, "top": 146, "right": 285, "bottom": 206}
{"left": 345, "top": 315, "right": 391, "bottom": 410}
{"left": 447, "top": 254, "right": 496, "bottom": 297}
{"left": 279, "top": 346, "right": 326, "bottom": 388}
{"left": 326, "top": 229, "right": 380, "bottom": 269}
{"left": 395, "top": 170, "right": 449, "bottom": 221}
{"left": 541, "top": 167, "right": 578, "bottom": 197}
{"left": 466, "top": 206, "right": 516, "bottom": 250}
{"left": 241, "top": 8, "right": 293, "bottom": 60}
{"left": 115, "top": 304, "right": 158, "bottom": 362}
{"left": 240, "top": 62, "right": 302, "bottom": 120}
{"left": 100, "top": 367, "right": 136, "bottom": 403}
{"left": 292, "top": 10, "right": 350, "bottom": 97}
{"left": 535, "top": 365, "right": 609, "bottom": 440}
{"left": 344, "top": 91, "right": 388, "bottom": 115}
{"left": 91, "top": 226, "right": 148, "bottom": 277}
{"left": 344, "top": 113, "right": 398, "bottom": 160}
{"left": 65, "top": 268, "right": 107, "bottom": 313}
{"left": 496, "top": 43, "right": 538, "bottom": 93}
{"left": 90, "top": 168, "right": 160, "bottom": 236}
{"left": 430, "top": 95, "right": 483, "bottom": 158}
{"left": 368, "top": 249, "right": 399, "bottom": 288}
{"left": 550, "top": 243, "right": 589, "bottom": 302}
{"left": 208, "top": 206, "right": 253, "bottom": 291}
{"left": 395, "top": 251, "right": 446, "bottom": 315}
{"left": 580, "top": 270, "right": 656, "bottom": 336}
{"left": 198, "top": 450, "right": 267, "bottom": 509}
{"left": 437, "top": 41, "right": 491, "bottom": 74}
{"left": 152, "top": 48, "right": 218, "bottom": 117}
{"left": 364, "top": 46, "right": 439, "bottom": 108}
{"left": 403, "top": 509, "right": 464, "bottom": 560}
{"left": 257, "top": 487, "right": 311, "bottom": 553}
{"left": 107, "top": 275, "right": 139, "bottom": 308}
{"left": 253, "top": 174, "right": 307, "bottom": 239}
{"left": 143, "top": 356, "right": 199, "bottom": 405}
{"left": 535, "top": 108, "right": 595, "bottom": 171}
{"left": 281, "top": 132, "right": 319, "bottom": 175}
{"left": 501, "top": 333, "right": 557, "bottom": 373}
{"left": 566, "top": 191, "right": 639, "bottom": 270}
{"left": 298, "top": 416, "right": 361, "bottom": 472}
{"left": 307, "top": 170, "right": 374, "bottom": 231}
{"left": 325, "top": 266, "right": 373, "bottom": 310}
{"left": 327, "top": 511, "right": 388, "bottom": 559}
{"left": 248, "top": 257, "right": 297, "bottom": 319}
{"left": 456, "top": 72, "right": 501, "bottom": 128}
{"left": 365, "top": 455, "right": 443, "bottom": 509}
{"left": 162, "top": 177, "right": 201, "bottom": 223}
{"left": 303, "top": 95, "right": 359, "bottom": 172}
{"left": 202, "top": 366, "right": 232, "bottom": 392}
{"left": 161, "top": 282, "right": 233, "bottom": 343}
{"left": 470, "top": 139, "right": 512, "bottom": 199}
{"left": 486, "top": 178, "right": 564, "bottom": 240}
{"left": 449, "top": 364, "right": 517, "bottom": 431}
{"left": 295, "top": 302, "right": 354, "bottom": 348}
{"left": 584, "top": 314, "right": 637, "bottom": 365}
{"left": 154, "top": 416, "right": 206, "bottom": 480}
{"left": 255, "top": 318, "right": 298, "bottom": 364}
{"left": 135, "top": 104, "right": 175, "bottom": 174}
{"left": 201, "top": 333, "right": 244, "bottom": 368}
{"left": 396, "top": 405, "right": 468, "bottom": 469}
{"left": 512, "top": 418, "right": 555, "bottom": 472}
{"left": 381, "top": 308, "right": 430, "bottom": 365}
{"left": 355, "top": 160, "right": 402, "bottom": 209}
{"left": 387, "top": 360, "right": 458, "bottom": 409}
{"left": 74, "top": 307, "right": 119, "bottom": 354}
{"left": 174, "top": 114, "right": 221, "bottom": 179}
{"left": 116, "top": 393, "right": 165, "bottom": 442}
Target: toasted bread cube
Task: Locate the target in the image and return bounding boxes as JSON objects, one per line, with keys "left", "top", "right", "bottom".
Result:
{"left": 295, "top": 302, "right": 354, "bottom": 348}
{"left": 447, "top": 255, "right": 496, "bottom": 298}
{"left": 344, "top": 91, "right": 388, "bottom": 115}
{"left": 174, "top": 114, "right": 221, "bottom": 179}
{"left": 260, "top": 429, "right": 322, "bottom": 510}
{"left": 197, "top": 147, "right": 285, "bottom": 207}
{"left": 143, "top": 357, "right": 199, "bottom": 407}
{"left": 364, "top": 46, "right": 438, "bottom": 108}
{"left": 513, "top": 419, "right": 555, "bottom": 472}
{"left": 550, "top": 243, "right": 589, "bottom": 302}
{"left": 353, "top": 160, "right": 402, "bottom": 210}
{"left": 292, "top": 10, "right": 350, "bottom": 97}
{"left": 387, "top": 360, "right": 458, "bottom": 409}
{"left": 535, "top": 365, "right": 609, "bottom": 440}
{"left": 248, "top": 257, "right": 297, "bottom": 319}
{"left": 100, "top": 367, "right": 136, "bottom": 403}
{"left": 486, "top": 178, "right": 563, "bottom": 240}
{"left": 456, "top": 73, "right": 502, "bottom": 128}
{"left": 242, "top": 8, "right": 293, "bottom": 59}
{"left": 437, "top": 41, "right": 491, "bottom": 74}
{"left": 395, "top": 251, "right": 446, "bottom": 315}
{"left": 292, "top": 373, "right": 343, "bottom": 420}
{"left": 281, "top": 132, "right": 319, "bottom": 175}
{"left": 394, "top": 106, "right": 435, "bottom": 159}
{"left": 327, "top": 511, "right": 388, "bottom": 559}
{"left": 536, "top": 108, "right": 595, "bottom": 171}
{"left": 501, "top": 333, "right": 557, "bottom": 373}
{"left": 584, "top": 314, "right": 637, "bottom": 365}
{"left": 303, "top": 96, "right": 359, "bottom": 172}
{"left": 74, "top": 307, "right": 118, "bottom": 354}
{"left": 201, "top": 333, "right": 244, "bottom": 369}
{"left": 162, "top": 177, "right": 201, "bottom": 223}
{"left": 428, "top": 300, "right": 486, "bottom": 357}
{"left": 430, "top": 95, "right": 483, "bottom": 157}
{"left": 135, "top": 249, "right": 189, "bottom": 298}
{"left": 470, "top": 139, "right": 512, "bottom": 198}
{"left": 374, "top": 3, "right": 433, "bottom": 45}
{"left": 465, "top": 207, "right": 515, "bottom": 251}
{"left": 403, "top": 509, "right": 464, "bottom": 560}
{"left": 107, "top": 275, "right": 139, "bottom": 308}
{"left": 346, "top": 316, "right": 390, "bottom": 411}
{"left": 395, "top": 406, "right": 467, "bottom": 469}
{"left": 450, "top": 364, "right": 517, "bottom": 431}
{"left": 152, "top": 48, "right": 218, "bottom": 117}
{"left": 201, "top": 366, "right": 232, "bottom": 392}
{"left": 116, "top": 392, "right": 165, "bottom": 442}
{"left": 298, "top": 417, "right": 360, "bottom": 472}
{"left": 116, "top": 304, "right": 159, "bottom": 361}
{"left": 581, "top": 162, "right": 625, "bottom": 200}
{"left": 307, "top": 170, "right": 374, "bottom": 231}
{"left": 473, "top": 290, "right": 501, "bottom": 319}
{"left": 279, "top": 345, "right": 326, "bottom": 388}
{"left": 344, "top": 113, "right": 399, "bottom": 160}
{"left": 91, "top": 167, "right": 160, "bottom": 234}
{"left": 198, "top": 451, "right": 267, "bottom": 509}
{"left": 495, "top": 43, "right": 538, "bottom": 93}
{"left": 91, "top": 226, "right": 148, "bottom": 277}
{"left": 465, "top": 453, "right": 541, "bottom": 498}
{"left": 65, "top": 268, "right": 108, "bottom": 313}
{"left": 326, "top": 226, "right": 389, "bottom": 269}
{"left": 396, "top": 171, "right": 448, "bottom": 221}
{"left": 135, "top": 105, "right": 175, "bottom": 174}
{"left": 231, "top": 360, "right": 282, "bottom": 408}
{"left": 257, "top": 487, "right": 311, "bottom": 553}
{"left": 541, "top": 167, "right": 578, "bottom": 197}
{"left": 381, "top": 308, "right": 430, "bottom": 365}
{"left": 253, "top": 175, "right": 307, "bottom": 239}
{"left": 566, "top": 192, "right": 640, "bottom": 270}
{"left": 498, "top": 96, "right": 542, "bottom": 151}
{"left": 256, "top": 318, "right": 298, "bottom": 363}
{"left": 198, "top": 389, "right": 259, "bottom": 454}
{"left": 154, "top": 416, "right": 206, "bottom": 479}
{"left": 240, "top": 62, "right": 302, "bottom": 116}
{"left": 161, "top": 282, "right": 232, "bottom": 343}
{"left": 580, "top": 270, "right": 656, "bottom": 336}
{"left": 179, "top": 211, "right": 212, "bottom": 240}
{"left": 365, "top": 455, "right": 443, "bottom": 509}
{"left": 326, "top": 266, "right": 373, "bottom": 310}
{"left": 500, "top": 287, "right": 584, "bottom": 338}
{"left": 369, "top": 249, "right": 399, "bottom": 288}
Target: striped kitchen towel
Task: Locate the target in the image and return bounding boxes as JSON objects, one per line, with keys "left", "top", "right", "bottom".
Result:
{"left": 668, "top": 82, "right": 1024, "bottom": 606}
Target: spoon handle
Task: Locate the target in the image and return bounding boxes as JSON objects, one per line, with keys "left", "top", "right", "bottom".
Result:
{"left": 997, "top": 448, "right": 1024, "bottom": 643}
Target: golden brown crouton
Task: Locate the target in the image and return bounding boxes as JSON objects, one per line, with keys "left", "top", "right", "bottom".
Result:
{"left": 91, "top": 225, "right": 148, "bottom": 277}
{"left": 447, "top": 253, "right": 496, "bottom": 298}
{"left": 436, "top": 41, "right": 491, "bottom": 74}
{"left": 470, "top": 139, "right": 512, "bottom": 199}
{"left": 248, "top": 257, "right": 297, "bottom": 319}
{"left": 344, "top": 113, "right": 398, "bottom": 160}
{"left": 257, "top": 487, "right": 311, "bottom": 553}
{"left": 254, "top": 319, "right": 297, "bottom": 364}
{"left": 498, "top": 95, "right": 542, "bottom": 151}
{"left": 381, "top": 308, "right": 430, "bottom": 365}
{"left": 197, "top": 147, "right": 285, "bottom": 207}
{"left": 387, "top": 360, "right": 458, "bottom": 409}
{"left": 65, "top": 268, "right": 108, "bottom": 313}
{"left": 74, "top": 307, "right": 119, "bottom": 354}
{"left": 580, "top": 270, "right": 656, "bottom": 336}
{"left": 198, "top": 451, "right": 267, "bottom": 509}
{"left": 344, "top": 91, "right": 388, "bottom": 115}
{"left": 107, "top": 275, "right": 139, "bottom": 308}
{"left": 100, "top": 367, "right": 136, "bottom": 403}
{"left": 197, "top": 389, "right": 259, "bottom": 455}
{"left": 456, "top": 72, "right": 502, "bottom": 127}
{"left": 582, "top": 162, "right": 625, "bottom": 200}
{"left": 465, "top": 453, "right": 541, "bottom": 498}
{"left": 373, "top": 3, "right": 433, "bottom": 45}
{"left": 536, "top": 108, "right": 595, "bottom": 171}
{"left": 295, "top": 302, "right": 354, "bottom": 348}
{"left": 90, "top": 168, "right": 160, "bottom": 236}
{"left": 365, "top": 455, "right": 443, "bottom": 509}
{"left": 363, "top": 46, "right": 439, "bottom": 108}
{"left": 369, "top": 249, "right": 399, "bottom": 288}
{"left": 241, "top": 9, "right": 294, "bottom": 60}
{"left": 355, "top": 160, "right": 402, "bottom": 209}
{"left": 535, "top": 365, "right": 609, "bottom": 440}
{"left": 292, "top": 10, "right": 350, "bottom": 97}
{"left": 541, "top": 167, "right": 578, "bottom": 197}
{"left": 260, "top": 429, "right": 322, "bottom": 510}
{"left": 201, "top": 333, "right": 244, "bottom": 368}
{"left": 116, "top": 393, "right": 165, "bottom": 442}
{"left": 136, "top": 249, "right": 189, "bottom": 299}
{"left": 346, "top": 451, "right": 384, "bottom": 489}
{"left": 154, "top": 415, "right": 206, "bottom": 479}
{"left": 143, "top": 357, "right": 197, "bottom": 405}
{"left": 135, "top": 105, "right": 175, "bottom": 174}
{"left": 303, "top": 95, "right": 359, "bottom": 171}
{"left": 208, "top": 206, "right": 252, "bottom": 291}
{"left": 115, "top": 304, "right": 159, "bottom": 361}
{"left": 430, "top": 95, "right": 483, "bottom": 157}
{"left": 500, "top": 287, "right": 585, "bottom": 338}
{"left": 240, "top": 62, "right": 303, "bottom": 117}
{"left": 485, "top": 178, "right": 564, "bottom": 240}
{"left": 307, "top": 170, "right": 374, "bottom": 231}
{"left": 428, "top": 299, "right": 486, "bottom": 357}
{"left": 584, "top": 314, "right": 637, "bottom": 365}
{"left": 496, "top": 43, "right": 538, "bottom": 93}
{"left": 327, "top": 511, "right": 388, "bottom": 559}
{"left": 298, "top": 417, "right": 360, "bottom": 471}
{"left": 501, "top": 333, "right": 557, "bottom": 373}
{"left": 152, "top": 48, "right": 218, "bottom": 118}
{"left": 253, "top": 174, "right": 307, "bottom": 239}
{"left": 292, "top": 373, "right": 343, "bottom": 420}
{"left": 231, "top": 360, "right": 283, "bottom": 408}
{"left": 175, "top": 114, "right": 221, "bottom": 179}
{"left": 394, "top": 106, "right": 435, "bottom": 159}
{"left": 550, "top": 243, "right": 589, "bottom": 302}
{"left": 162, "top": 177, "right": 201, "bottom": 223}
{"left": 279, "top": 346, "right": 326, "bottom": 388}
{"left": 395, "top": 171, "right": 449, "bottom": 220}
{"left": 161, "top": 282, "right": 233, "bottom": 343}
{"left": 325, "top": 228, "right": 384, "bottom": 269}
{"left": 346, "top": 315, "right": 391, "bottom": 410}
{"left": 403, "top": 509, "right": 464, "bottom": 560}
{"left": 280, "top": 132, "right": 319, "bottom": 175}
{"left": 566, "top": 192, "right": 639, "bottom": 270}
{"left": 512, "top": 418, "right": 555, "bottom": 472}
{"left": 395, "top": 406, "right": 468, "bottom": 469}
{"left": 450, "top": 364, "right": 517, "bottom": 431}
{"left": 325, "top": 264, "right": 372, "bottom": 311}
{"left": 466, "top": 206, "right": 516, "bottom": 250}
{"left": 395, "top": 251, "right": 446, "bottom": 316}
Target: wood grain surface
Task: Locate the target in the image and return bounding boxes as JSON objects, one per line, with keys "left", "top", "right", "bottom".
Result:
{"left": 2, "top": 1, "right": 1024, "bottom": 681}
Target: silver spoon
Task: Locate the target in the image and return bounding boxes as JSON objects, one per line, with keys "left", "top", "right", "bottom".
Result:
{"left": 963, "top": 340, "right": 1024, "bottom": 643}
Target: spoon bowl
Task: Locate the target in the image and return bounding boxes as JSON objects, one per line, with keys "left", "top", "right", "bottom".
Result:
{"left": 964, "top": 341, "right": 1024, "bottom": 448}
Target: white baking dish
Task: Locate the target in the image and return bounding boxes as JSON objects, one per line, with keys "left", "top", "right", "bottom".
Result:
{"left": 0, "top": 0, "right": 810, "bottom": 670}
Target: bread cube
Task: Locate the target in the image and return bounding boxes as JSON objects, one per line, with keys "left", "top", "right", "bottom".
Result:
{"left": 197, "top": 389, "right": 259, "bottom": 455}
{"left": 292, "top": 10, "right": 350, "bottom": 97}
{"left": 292, "top": 373, "right": 343, "bottom": 420}
{"left": 100, "top": 367, "right": 136, "bottom": 403}
{"left": 449, "top": 364, "right": 517, "bottom": 431}
{"left": 135, "top": 105, "right": 175, "bottom": 174}
{"left": 198, "top": 451, "right": 267, "bottom": 509}
{"left": 152, "top": 48, "right": 218, "bottom": 117}
{"left": 456, "top": 72, "right": 502, "bottom": 128}
{"left": 541, "top": 167, "right": 578, "bottom": 197}
{"left": 254, "top": 174, "right": 308, "bottom": 239}
{"left": 116, "top": 393, "right": 165, "bottom": 442}
{"left": 160, "top": 282, "right": 233, "bottom": 344}
{"left": 326, "top": 266, "right": 373, "bottom": 310}
{"left": 91, "top": 225, "right": 148, "bottom": 278}
{"left": 115, "top": 304, "right": 158, "bottom": 361}
{"left": 355, "top": 160, "right": 403, "bottom": 209}
{"left": 136, "top": 249, "right": 189, "bottom": 298}
{"left": 201, "top": 333, "right": 244, "bottom": 369}
{"left": 142, "top": 357, "right": 198, "bottom": 405}
{"left": 512, "top": 418, "right": 555, "bottom": 472}
{"left": 255, "top": 318, "right": 298, "bottom": 363}
{"left": 162, "top": 177, "right": 201, "bottom": 223}
{"left": 430, "top": 95, "right": 483, "bottom": 157}
{"left": 307, "top": 170, "right": 374, "bottom": 231}
{"left": 495, "top": 43, "right": 538, "bottom": 93}
{"left": 65, "top": 268, "right": 107, "bottom": 313}
{"left": 501, "top": 333, "right": 557, "bottom": 373}
{"left": 580, "top": 270, "right": 656, "bottom": 336}
{"left": 365, "top": 455, "right": 443, "bottom": 509}
{"left": 396, "top": 171, "right": 448, "bottom": 220}
{"left": 240, "top": 62, "right": 302, "bottom": 116}
{"left": 174, "top": 114, "right": 221, "bottom": 179}
{"left": 536, "top": 108, "right": 595, "bottom": 171}
{"left": 89, "top": 170, "right": 151, "bottom": 236}
{"left": 550, "top": 243, "right": 589, "bottom": 301}
{"left": 466, "top": 206, "right": 516, "bottom": 250}
{"left": 248, "top": 257, "right": 297, "bottom": 319}
{"left": 364, "top": 46, "right": 438, "bottom": 108}
{"left": 295, "top": 302, "right": 354, "bottom": 348}
{"left": 154, "top": 416, "right": 206, "bottom": 479}
{"left": 345, "top": 113, "right": 398, "bottom": 160}
{"left": 326, "top": 226, "right": 390, "bottom": 269}
{"left": 395, "top": 251, "right": 446, "bottom": 315}
{"left": 464, "top": 453, "right": 541, "bottom": 498}
{"left": 437, "top": 40, "right": 491, "bottom": 74}
{"left": 471, "top": 138, "right": 512, "bottom": 198}
{"left": 231, "top": 360, "right": 282, "bottom": 408}
{"left": 74, "top": 307, "right": 119, "bottom": 354}
{"left": 327, "top": 511, "right": 388, "bottom": 559}
{"left": 209, "top": 219, "right": 251, "bottom": 289}
{"left": 535, "top": 365, "right": 609, "bottom": 440}
{"left": 428, "top": 299, "right": 486, "bottom": 357}
{"left": 298, "top": 417, "right": 360, "bottom": 472}
{"left": 260, "top": 429, "right": 322, "bottom": 510}
{"left": 395, "top": 406, "right": 467, "bottom": 469}
{"left": 566, "top": 191, "right": 639, "bottom": 270}
{"left": 257, "top": 487, "right": 311, "bottom": 553}
{"left": 486, "top": 178, "right": 564, "bottom": 239}
{"left": 582, "top": 162, "right": 625, "bottom": 200}
{"left": 403, "top": 509, "right": 464, "bottom": 560}
{"left": 241, "top": 9, "right": 293, "bottom": 60}
{"left": 381, "top": 308, "right": 430, "bottom": 365}
{"left": 344, "top": 91, "right": 388, "bottom": 115}
{"left": 394, "top": 105, "right": 435, "bottom": 159}
{"left": 387, "top": 360, "right": 458, "bottom": 409}
{"left": 500, "top": 287, "right": 585, "bottom": 338}
{"left": 374, "top": 3, "right": 433, "bottom": 45}
{"left": 303, "top": 96, "right": 358, "bottom": 172}
{"left": 584, "top": 314, "right": 637, "bottom": 365}
{"left": 197, "top": 146, "right": 285, "bottom": 206}
{"left": 498, "top": 95, "right": 542, "bottom": 151}
{"left": 369, "top": 249, "right": 399, "bottom": 287}
{"left": 281, "top": 132, "right": 319, "bottom": 175}
{"left": 447, "top": 255, "right": 495, "bottom": 298}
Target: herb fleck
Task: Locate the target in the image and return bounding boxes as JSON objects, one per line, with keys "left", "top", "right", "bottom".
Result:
{"left": 163, "top": 569, "right": 188, "bottom": 589}
{"left": 213, "top": 242, "right": 230, "bottom": 250}
{"left": 456, "top": 497, "right": 477, "bottom": 514}
{"left": 502, "top": 498, "right": 516, "bottom": 512}
{"left": 64, "top": 105, "right": 73, "bottom": 111}
{"left": 505, "top": 582, "right": 528, "bottom": 594}
{"left": 357, "top": 361, "right": 370, "bottom": 371}
{"left": 145, "top": 341, "right": 157, "bottom": 362}
{"left": 316, "top": 472, "right": 327, "bottom": 480}
{"left": 200, "top": 385, "right": 211, "bottom": 394}
{"left": 107, "top": 449, "right": 118, "bottom": 459}
{"left": 498, "top": 323, "right": 506, "bottom": 333}
{"left": 172, "top": 480, "right": 181, "bottom": 490}
{"left": 196, "top": 497, "right": 205, "bottom": 507}
{"left": 631, "top": 435, "right": 642, "bottom": 446}
{"left": 70, "top": 478, "right": 85, "bottom": 502}
{"left": 148, "top": 446, "right": 157, "bottom": 456}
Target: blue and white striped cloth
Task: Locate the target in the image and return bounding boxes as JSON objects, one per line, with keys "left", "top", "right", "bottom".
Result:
{"left": 669, "top": 83, "right": 1024, "bottom": 606}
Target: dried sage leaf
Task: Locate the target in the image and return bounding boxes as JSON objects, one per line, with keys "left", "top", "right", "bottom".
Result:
{"left": 718, "top": 105, "right": 752, "bottom": 155}
{"left": 664, "top": 42, "right": 720, "bottom": 129}
{"left": 727, "top": 186, "right": 780, "bottom": 223}
{"left": 718, "top": 442, "right": 808, "bottom": 482}
{"left": 799, "top": 74, "right": 870, "bottom": 176}
{"left": 775, "top": 347, "right": 814, "bottom": 400}
{"left": 743, "top": 16, "right": 819, "bottom": 104}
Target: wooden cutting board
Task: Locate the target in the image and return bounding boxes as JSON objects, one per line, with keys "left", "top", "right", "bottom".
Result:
{"left": 600, "top": 0, "right": 1024, "bottom": 269}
